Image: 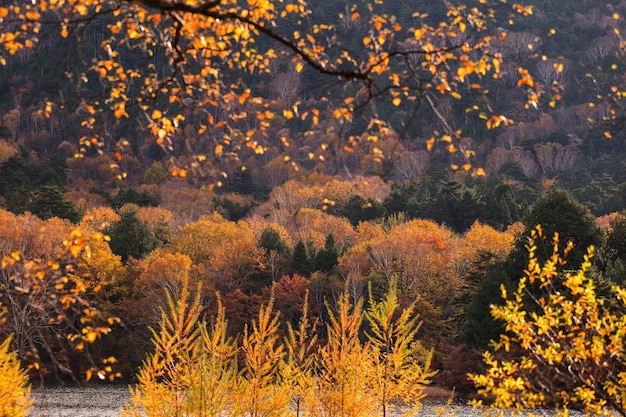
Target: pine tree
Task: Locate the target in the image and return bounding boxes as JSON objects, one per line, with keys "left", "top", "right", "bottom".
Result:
{"left": 186, "top": 297, "right": 238, "bottom": 417}
{"left": 291, "top": 241, "right": 313, "bottom": 277}
{"left": 315, "top": 234, "right": 339, "bottom": 273}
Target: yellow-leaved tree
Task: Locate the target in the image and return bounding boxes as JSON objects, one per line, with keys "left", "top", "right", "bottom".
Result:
{"left": 0, "top": 326, "right": 31, "bottom": 417}
{"left": 123, "top": 277, "right": 436, "bottom": 416}
{"left": 470, "top": 227, "right": 626, "bottom": 416}
{"left": 365, "top": 278, "right": 436, "bottom": 417}
{"left": 313, "top": 292, "right": 377, "bottom": 417}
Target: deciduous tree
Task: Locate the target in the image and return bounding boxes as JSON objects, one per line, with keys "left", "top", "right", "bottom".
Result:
{"left": 470, "top": 228, "right": 626, "bottom": 416}
{"left": 365, "top": 279, "right": 436, "bottom": 417}
{"left": 0, "top": 333, "right": 31, "bottom": 417}
{"left": 0, "top": 228, "right": 117, "bottom": 384}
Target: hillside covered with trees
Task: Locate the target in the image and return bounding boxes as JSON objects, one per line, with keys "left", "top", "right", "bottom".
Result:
{"left": 0, "top": 0, "right": 626, "bottom": 415}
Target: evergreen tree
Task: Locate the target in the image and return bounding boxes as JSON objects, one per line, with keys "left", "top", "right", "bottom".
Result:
{"left": 315, "top": 234, "right": 339, "bottom": 273}
{"left": 336, "top": 195, "right": 387, "bottom": 226}
{"left": 107, "top": 208, "right": 159, "bottom": 261}
{"left": 458, "top": 190, "right": 605, "bottom": 351}
{"left": 26, "top": 184, "right": 80, "bottom": 223}
{"left": 603, "top": 212, "right": 626, "bottom": 285}
{"left": 258, "top": 226, "right": 289, "bottom": 256}
{"left": 291, "top": 241, "right": 313, "bottom": 277}
{"left": 516, "top": 189, "right": 604, "bottom": 268}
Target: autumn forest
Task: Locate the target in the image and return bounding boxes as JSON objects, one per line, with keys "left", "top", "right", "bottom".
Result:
{"left": 1, "top": 0, "right": 626, "bottom": 415}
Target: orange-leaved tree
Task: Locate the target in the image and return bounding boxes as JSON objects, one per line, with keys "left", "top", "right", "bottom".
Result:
{"left": 0, "top": 226, "right": 119, "bottom": 384}
{"left": 470, "top": 227, "right": 626, "bottom": 416}
{"left": 0, "top": 0, "right": 551, "bottom": 176}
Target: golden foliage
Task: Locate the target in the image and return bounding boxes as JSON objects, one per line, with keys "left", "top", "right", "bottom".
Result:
{"left": 470, "top": 227, "right": 626, "bottom": 415}
{"left": 80, "top": 206, "right": 121, "bottom": 233}
{"left": 294, "top": 208, "right": 356, "bottom": 251}
{"left": 0, "top": 335, "right": 31, "bottom": 417}
{"left": 0, "top": 337, "right": 32, "bottom": 417}
{"left": 365, "top": 279, "right": 436, "bottom": 417}
{"left": 170, "top": 213, "right": 264, "bottom": 291}
{"left": 123, "top": 280, "right": 434, "bottom": 416}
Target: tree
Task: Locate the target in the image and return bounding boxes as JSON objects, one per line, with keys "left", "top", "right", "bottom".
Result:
{"left": 280, "top": 291, "right": 317, "bottom": 417}
{"left": 25, "top": 185, "right": 81, "bottom": 223}
{"left": 603, "top": 211, "right": 626, "bottom": 284}
{"left": 313, "top": 292, "right": 377, "bottom": 417}
{"left": 169, "top": 213, "right": 264, "bottom": 293}
{"left": 0, "top": 0, "right": 549, "bottom": 176}
{"left": 122, "top": 280, "right": 204, "bottom": 417}
{"left": 514, "top": 189, "right": 604, "bottom": 269}
{"left": 315, "top": 233, "right": 340, "bottom": 273}
{"left": 258, "top": 226, "right": 291, "bottom": 283}
{"left": 365, "top": 279, "right": 436, "bottom": 417}
{"left": 137, "top": 249, "right": 193, "bottom": 322}
{"left": 0, "top": 228, "right": 118, "bottom": 384}
{"left": 291, "top": 241, "right": 313, "bottom": 278}
{"left": 0, "top": 334, "right": 31, "bottom": 417}
{"left": 234, "top": 296, "right": 290, "bottom": 417}
{"left": 459, "top": 190, "right": 605, "bottom": 351}
{"left": 470, "top": 228, "right": 626, "bottom": 416}
{"left": 107, "top": 206, "right": 159, "bottom": 261}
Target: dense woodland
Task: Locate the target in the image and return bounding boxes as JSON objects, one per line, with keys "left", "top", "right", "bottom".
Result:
{"left": 0, "top": 0, "right": 626, "bottom": 409}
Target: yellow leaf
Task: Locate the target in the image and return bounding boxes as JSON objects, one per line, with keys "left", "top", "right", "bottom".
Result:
{"left": 114, "top": 104, "right": 127, "bottom": 118}
{"left": 604, "top": 131, "right": 612, "bottom": 138}
{"left": 392, "top": 97, "right": 401, "bottom": 106}
{"left": 426, "top": 138, "right": 435, "bottom": 151}
{"left": 85, "top": 331, "right": 98, "bottom": 343}
{"left": 151, "top": 109, "right": 162, "bottom": 119}
{"left": 75, "top": 4, "right": 88, "bottom": 16}
{"left": 493, "top": 58, "right": 500, "bottom": 73}
{"left": 283, "top": 109, "right": 294, "bottom": 119}
{"left": 295, "top": 62, "right": 304, "bottom": 73}
{"left": 414, "top": 28, "right": 426, "bottom": 40}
